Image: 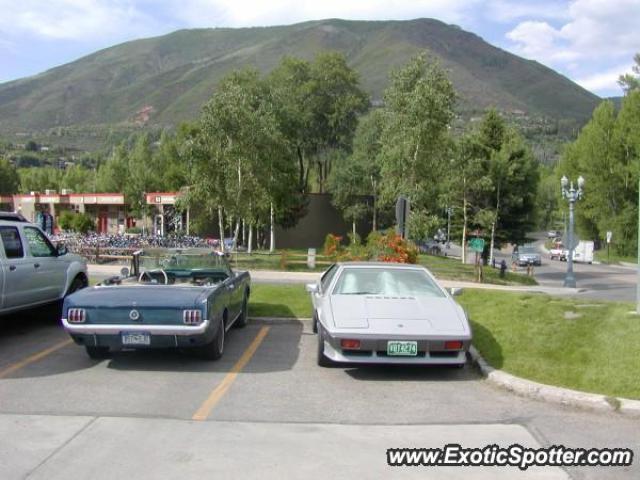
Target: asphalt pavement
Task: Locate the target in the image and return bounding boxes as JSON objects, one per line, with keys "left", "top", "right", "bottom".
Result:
{"left": 0, "top": 312, "right": 637, "bottom": 479}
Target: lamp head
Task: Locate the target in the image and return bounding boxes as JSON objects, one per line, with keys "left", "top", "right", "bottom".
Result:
{"left": 577, "top": 176, "right": 585, "bottom": 189}
{"left": 561, "top": 175, "right": 568, "bottom": 189}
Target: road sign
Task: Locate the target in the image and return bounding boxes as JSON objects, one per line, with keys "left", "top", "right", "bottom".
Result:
{"left": 606, "top": 231, "right": 612, "bottom": 244}
{"left": 469, "top": 238, "right": 485, "bottom": 253}
{"left": 395, "top": 196, "right": 410, "bottom": 239}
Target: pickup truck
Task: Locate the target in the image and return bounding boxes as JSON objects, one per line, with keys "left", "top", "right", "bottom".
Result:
{"left": 0, "top": 218, "right": 88, "bottom": 315}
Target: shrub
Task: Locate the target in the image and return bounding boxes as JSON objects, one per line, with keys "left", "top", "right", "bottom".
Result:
{"left": 57, "top": 210, "right": 75, "bottom": 231}
{"left": 72, "top": 213, "right": 95, "bottom": 234}
{"left": 323, "top": 233, "right": 343, "bottom": 259}
{"left": 126, "top": 227, "right": 142, "bottom": 234}
{"left": 369, "top": 230, "right": 418, "bottom": 264}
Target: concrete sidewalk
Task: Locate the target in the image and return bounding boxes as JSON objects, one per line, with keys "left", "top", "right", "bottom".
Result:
{"left": 1, "top": 414, "right": 567, "bottom": 479}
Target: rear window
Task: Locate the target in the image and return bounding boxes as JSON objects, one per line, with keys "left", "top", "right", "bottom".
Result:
{"left": 0, "top": 226, "right": 24, "bottom": 258}
{"left": 332, "top": 267, "right": 445, "bottom": 298}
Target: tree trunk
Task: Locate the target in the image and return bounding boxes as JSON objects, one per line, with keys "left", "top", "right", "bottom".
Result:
{"left": 352, "top": 219, "right": 356, "bottom": 238}
{"left": 232, "top": 219, "right": 240, "bottom": 251}
{"left": 372, "top": 178, "right": 377, "bottom": 232}
{"left": 269, "top": 202, "right": 275, "bottom": 253}
{"left": 247, "top": 223, "right": 253, "bottom": 254}
{"left": 461, "top": 178, "right": 467, "bottom": 265}
{"left": 217, "top": 207, "right": 224, "bottom": 251}
{"left": 489, "top": 183, "right": 501, "bottom": 266}
{"left": 297, "top": 145, "right": 306, "bottom": 193}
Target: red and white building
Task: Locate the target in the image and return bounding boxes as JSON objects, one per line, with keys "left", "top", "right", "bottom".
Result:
{"left": 0, "top": 191, "right": 186, "bottom": 235}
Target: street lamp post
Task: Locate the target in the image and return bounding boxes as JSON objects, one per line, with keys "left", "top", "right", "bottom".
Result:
{"left": 560, "top": 175, "right": 584, "bottom": 288}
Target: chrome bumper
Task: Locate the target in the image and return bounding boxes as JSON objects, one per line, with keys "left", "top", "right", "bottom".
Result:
{"left": 61, "top": 318, "right": 211, "bottom": 336}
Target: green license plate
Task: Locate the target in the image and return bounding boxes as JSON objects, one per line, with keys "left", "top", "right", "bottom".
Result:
{"left": 387, "top": 341, "right": 418, "bottom": 356}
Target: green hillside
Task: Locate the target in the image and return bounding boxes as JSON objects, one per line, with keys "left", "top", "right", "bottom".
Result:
{"left": 0, "top": 18, "right": 600, "bottom": 134}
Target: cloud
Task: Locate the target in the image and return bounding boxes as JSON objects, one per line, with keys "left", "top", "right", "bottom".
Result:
{"left": 576, "top": 62, "right": 635, "bottom": 93}
{"left": 505, "top": 0, "right": 640, "bottom": 66}
{"left": 168, "top": 0, "right": 479, "bottom": 28}
{"left": 0, "top": 0, "right": 162, "bottom": 41}
{"left": 485, "top": 0, "right": 569, "bottom": 23}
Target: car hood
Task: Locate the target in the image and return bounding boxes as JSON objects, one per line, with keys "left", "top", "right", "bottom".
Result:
{"left": 329, "top": 295, "right": 468, "bottom": 334}
{"left": 64, "top": 285, "right": 212, "bottom": 309}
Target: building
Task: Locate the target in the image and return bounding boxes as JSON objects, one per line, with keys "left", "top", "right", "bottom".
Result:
{"left": 0, "top": 191, "right": 187, "bottom": 235}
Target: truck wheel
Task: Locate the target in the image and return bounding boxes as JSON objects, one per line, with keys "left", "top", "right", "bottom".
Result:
{"left": 66, "top": 275, "right": 87, "bottom": 297}
{"left": 199, "top": 321, "right": 225, "bottom": 361}
{"left": 85, "top": 346, "right": 110, "bottom": 360}
{"left": 316, "top": 328, "right": 333, "bottom": 367}
{"left": 234, "top": 295, "right": 249, "bottom": 329}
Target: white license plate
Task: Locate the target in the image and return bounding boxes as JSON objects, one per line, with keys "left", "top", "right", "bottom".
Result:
{"left": 121, "top": 332, "right": 151, "bottom": 346}
{"left": 387, "top": 341, "right": 418, "bottom": 356}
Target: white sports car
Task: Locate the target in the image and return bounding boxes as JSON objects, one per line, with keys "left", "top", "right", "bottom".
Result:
{"left": 306, "top": 262, "right": 472, "bottom": 367}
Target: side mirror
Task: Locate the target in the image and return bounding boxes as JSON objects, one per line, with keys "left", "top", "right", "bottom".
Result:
{"left": 305, "top": 283, "right": 319, "bottom": 294}
{"left": 449, "top": 287, "right": 463, "bottom": 296}
{"left": 56, "top": 243, "right": 68, "bottom": 256}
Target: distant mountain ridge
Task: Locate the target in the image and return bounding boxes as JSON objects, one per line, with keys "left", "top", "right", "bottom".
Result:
{"left": 0, "top": 18, "right": 601, "bottom": 133}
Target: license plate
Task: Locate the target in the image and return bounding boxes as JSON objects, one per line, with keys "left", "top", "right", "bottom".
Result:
{"left": 121, "top": 332, "right": 151, "bottom": 346}
{"left": 387, "top": 341, "right": 418, "bottom": 356}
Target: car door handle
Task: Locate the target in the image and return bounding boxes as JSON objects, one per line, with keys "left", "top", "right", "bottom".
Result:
{"left": 34, "top": 263, "right": 40, "bottom": 269}
{"left": 9, "top": 265, "right": 16, "bottom": 271}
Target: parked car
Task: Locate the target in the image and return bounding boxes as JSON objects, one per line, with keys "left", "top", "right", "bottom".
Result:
{"left": 549, "top": 242, "right": 566, "bottom": 261}
{"left": 62, "top": 249, "right": 250, "bottom": 360}
{"left": 0, "top": 211, "right": 28, "bottom": 222}
{"left": 418, "top": 240, "right": 442, "bottom": 255}
{"left": 0, "top": 219, "right": 87, "bottom": 315}
{"left": 306, "top": 262, "right": 472, "bottom": 367}
{"left": 547, "top": 230, "right": 561, "bottom": 239}
{"left": 512, "top": 245, "right": 542, "bottom": 266}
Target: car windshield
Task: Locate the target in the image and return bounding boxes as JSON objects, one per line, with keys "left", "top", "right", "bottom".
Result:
{"left": 332, "top": 267, "right": 445, "bottom": 297}
{"left": 520, "top": 246, "right": 537, "bottom": 254}
{"left": 135, "top": 249, "right": 232, "bottom": 285}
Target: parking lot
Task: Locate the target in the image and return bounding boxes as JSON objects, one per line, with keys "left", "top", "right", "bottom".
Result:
{"left": 0, "top": 307, "right": 638, "bottom": 479}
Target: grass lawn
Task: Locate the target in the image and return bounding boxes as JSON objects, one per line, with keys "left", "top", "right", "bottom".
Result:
{"left": 247, "top": 283, "right": 640, "bottom": 399}
{"left": 594, "top": 249, "right": 636, "bottom": 265}
{"left": 248, "top": 283, "right": 312, "bottom": 319}
{"left": 418, "top": 255, "right": 537, "bottom": 286}
{"left": 457, "top": 290, "right": 640, "bottom": 400}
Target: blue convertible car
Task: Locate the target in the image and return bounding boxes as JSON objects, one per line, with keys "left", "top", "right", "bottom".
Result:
{"left": 62, "top": 250, "right": 250, "bottom": 360}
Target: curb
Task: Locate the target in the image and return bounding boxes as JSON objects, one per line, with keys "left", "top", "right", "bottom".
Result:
{"left": 469, "top": 347, "right": 640, "bottom": 418}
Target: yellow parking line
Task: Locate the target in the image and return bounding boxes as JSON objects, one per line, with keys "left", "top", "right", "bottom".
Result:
{"left": 0, "top": 339, "right": 73, "bottom": 379}
{"left": 192, "top": 326, "right": 270, "bottom": 421}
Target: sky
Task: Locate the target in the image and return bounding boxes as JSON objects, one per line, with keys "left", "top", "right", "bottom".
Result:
{"left": 0, "top": 0, "right": 638, "bottom": 97}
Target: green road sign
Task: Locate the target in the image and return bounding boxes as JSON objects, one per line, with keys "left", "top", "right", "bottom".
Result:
{"left": 469, "top": 238, "right": 485, "bottom": 253}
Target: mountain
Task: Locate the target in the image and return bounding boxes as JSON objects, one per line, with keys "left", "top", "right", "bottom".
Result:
{"left": 0, "top": 18, "right": 600, "bottom": 135}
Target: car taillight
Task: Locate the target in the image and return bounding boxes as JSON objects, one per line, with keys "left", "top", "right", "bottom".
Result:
{"left": 444, "top": 340, "right": 463, "bottom": 350}
{"left": 67, "top": 308, "right": 86, "bottom": 323}
{"left": 340, "top": 339, "right": 361, "bottom": 350}
{"left": 183, "top": 310, "right": 202, "bottom": 325}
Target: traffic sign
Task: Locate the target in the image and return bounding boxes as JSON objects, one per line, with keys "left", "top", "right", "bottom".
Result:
{"left": 395, "top": 196, "right": 410, "bottom": 239}
{"left": 469, "top": 238, "right": 485, "bottom": 253}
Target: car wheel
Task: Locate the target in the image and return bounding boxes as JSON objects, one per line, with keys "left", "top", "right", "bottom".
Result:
{"left": 234, "top": 295, "right": 249, "bottom": 329}
{"left": 199, "top": 321, "right": 225, "bottom": 361}
{"left": 85, "top": 346, "right": 110, "bottom": 360}
{"left": 316, "top": 327, "right": 333, "bottom": 367}
{"left": 312, "top": 311, "right": 318, "bottom": 334}
{"left": 66, "top": 275, "right": 87, "bottom": 297}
